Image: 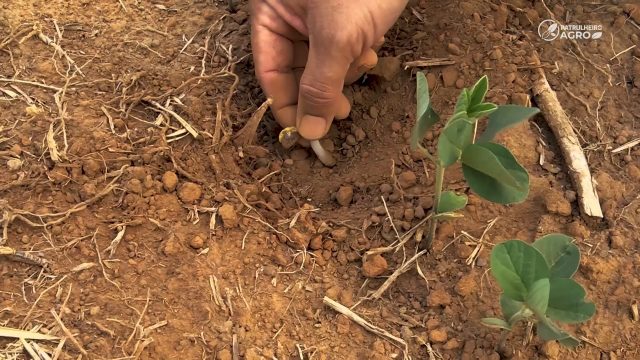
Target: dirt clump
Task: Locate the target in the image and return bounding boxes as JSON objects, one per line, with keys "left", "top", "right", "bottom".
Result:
{"left": 362, "top": 254, "right": 388, "bottom": 277}
{"left": 543, "top": 189, "right": 572, "bottom": 216}
{"left": 162, "top": 171, "right": 179, "bottom": 192}
{"left": 336, "top": 185, "right": 354, "bottom": 206}
{"left": 218, "top": 203, "right": 239, "bottom": 228}
{"left": 178, "top": 182, "right": 203, "bottom": 203}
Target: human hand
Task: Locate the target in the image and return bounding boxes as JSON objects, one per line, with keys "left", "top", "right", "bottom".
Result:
{"left": 249, "top": 0, "right": 408, "bottom": 140}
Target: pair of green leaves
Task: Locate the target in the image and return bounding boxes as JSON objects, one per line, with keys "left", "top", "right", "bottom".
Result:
{"left": 482, "top": 234, "right": 596, "bottom": 347}
{"left": 410, "top": 73, "right": 540, "bottom": 205}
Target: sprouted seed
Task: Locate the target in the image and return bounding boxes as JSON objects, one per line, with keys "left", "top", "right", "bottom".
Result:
{"left": 279, "top": 127, "right": 336, "bottom": 167}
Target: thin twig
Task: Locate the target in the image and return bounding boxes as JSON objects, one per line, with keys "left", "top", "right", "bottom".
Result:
{"left": 323, "top": 297, "right": 411, "bottom": 360}
{"left": 50, "top": 309, "right": 88, "bottom": 356}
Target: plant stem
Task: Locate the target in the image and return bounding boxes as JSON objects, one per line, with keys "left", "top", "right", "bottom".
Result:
{"left": 425, "top": 162, "right": 445, "bottom": 250}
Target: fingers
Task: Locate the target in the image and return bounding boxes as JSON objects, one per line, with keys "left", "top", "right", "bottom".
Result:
{"left": 250, "top": 2, "right": 303, "bottom": 128}
{"left": 296, "top": 42, "right": 353, "bottom": 140}
{"left": 345, "top": 48, "right": 378, "bottom": 85}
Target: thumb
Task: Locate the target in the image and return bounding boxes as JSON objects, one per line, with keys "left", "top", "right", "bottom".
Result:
{"left": 296, "top": 40, "right": 353, "bottom": 140}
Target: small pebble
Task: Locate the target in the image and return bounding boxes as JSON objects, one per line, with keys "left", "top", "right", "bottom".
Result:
{"left": 354, "top": 127, "right": 366, "bottom": 142}
{"left": 178, "top": 182, "right": 203, "bottom": 203}
{"left": 218, "top": 203, "right": 239, "bottom": 228}
{"left": 336, "top": 186, "right": 354, "bottom": 206}
{"left": 362, "top": 254, "right": 388, "bottom": 277}
{"left": 398, "top": 171, "right": 417, "bottom": 189}
{"left": 379, "top": 183, "right": 393, "bottom": 194}
{"left": 404, "top": 208, "right": 415, "bottom": 221}
{"left": 189, "top": 235, "right": 205, "bottom": 249}
{"left": 447, "top": 43, "right": 464, "bottom": 56}
{"left": 429, "top": 328, "right": 448, "bottom": 343}
{"left": 346, "top": 134, "right": 357, "bottom": 146}
{"left": 442, "top": 66, "right": 459, "bottom": 88}
{"left": 162, "top": 171, "right": 178, "bottom": 192}
{"left": 490, "top": 49, "right": 503, "bottom": 60}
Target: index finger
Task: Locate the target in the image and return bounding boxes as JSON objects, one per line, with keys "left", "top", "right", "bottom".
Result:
{"left": 250, "top": 4, "right": 301, "bottom": 128}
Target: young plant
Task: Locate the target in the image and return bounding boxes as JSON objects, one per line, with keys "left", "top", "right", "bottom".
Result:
{"left": 410, "top": 73, "right": 540, "bottom": 248}
{"left": 482, "top": 234, "right": 596, "bottom": 347}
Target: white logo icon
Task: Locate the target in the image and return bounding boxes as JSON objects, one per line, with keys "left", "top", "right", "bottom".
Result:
{"left": 538, "top": 19, "right": 560, "bottom": 41}
{"left": 538, "top": 19, "right": 603, "bottom": 41}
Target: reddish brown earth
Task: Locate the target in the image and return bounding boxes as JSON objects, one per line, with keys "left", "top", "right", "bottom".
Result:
{"left": 1, "top": 1, "right": 639, "bottom": 359}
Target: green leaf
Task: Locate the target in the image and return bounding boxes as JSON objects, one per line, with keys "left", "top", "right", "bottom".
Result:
{"left": 437, "top": 191, "right": 468, "bottom": 214}
{"left": 477, "top": 105, "right": 541, "bottom": 143}
{"left": 410, "top": 72, "right": 440, "bottom": 152}
{"left": 453, "top": 88, "right": 470, "bottom": 116}
{"left": 490, "top": 240, "right": 550, "bottom": 301}
{"left": 547, "top": 278, "right": 596, "bottom": 324}
{"left": 500, "top": 295, "right": 526, "bottom": 324}
{"left": 532, "top": 234, "right": 580, "bottom": 278}
{"left": 536, "top": 319, "right": 580, "bottom": 347}
{"left": 468, "top": 102, "right": 498, "bottom": 119}
{"left": 481, "top": 318, "right": 511, "bottom": 330}
{"left": 461, "top": 142, "right": 529, "bottom": 204}
{"left": 526, "top": 278, "right": 550, "bottom": 315}
{"left": 469, "top": 75, "right": 489, "bottom": 108}
{"left": 437, "top": 117, "right": 474, "bottom": 167}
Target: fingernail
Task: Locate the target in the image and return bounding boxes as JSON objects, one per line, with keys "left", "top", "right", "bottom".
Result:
{"left": 298, "top": 115, "right": 327, "bottom": 140}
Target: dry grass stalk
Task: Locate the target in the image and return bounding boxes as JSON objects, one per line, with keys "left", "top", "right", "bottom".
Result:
{"left": 612, "top": 138, "right": 640, "bottom": 153}
{"left": 50, "top": 309, "right": 88, "bottom": 356}
{"left": 1, "top": 166, "right": 126, "bottom": 246}
{"left": 209, "top": 275, "right": 227, "bottom": 311}
{"left": 369, "top": 250, "right": 428, "bottom": 300}
{"left": 92, "top": 231, "right": 123, "bottom": 292}
{"left": 0, "top": 326, "right": 58, "bottom": 341}
{"left": 21, "top": 275, "right": 68, "bottom": 328}
{"left": 19, "top": 338, "right": 41, "bottom": 359}
{"left": 104, "top": 225, "right": 127, "bottom": 258}
{"left": 31, "top": 24, "right": 84, "bottom": 76}
{"left": 149, "top": 100, "right": 200, "bottom": 138}
{"left": 0, "top": 78, "right": 62, "bottom": 91}
{"left": 233, "top": 98, "right": 273, "bottom": 146}
{"left": 323, "top": 297, "right": 411, "bottom": 360}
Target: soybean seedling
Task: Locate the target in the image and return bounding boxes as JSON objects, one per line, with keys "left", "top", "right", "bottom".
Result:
{"left": 410, "top": 73, "right": 540, "bottom": 248}
{"left": 279, "top": 126, "right": 336, "bottom": 167}
{"left": 482, "top": 234, "right": 595, "bottom": 347}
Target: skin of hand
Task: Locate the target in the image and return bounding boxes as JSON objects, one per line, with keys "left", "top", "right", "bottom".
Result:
{"left": 249, "top": 0, "right": 409, "bottom": 140}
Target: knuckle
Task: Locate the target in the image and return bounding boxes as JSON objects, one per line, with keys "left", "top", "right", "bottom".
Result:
{"left": 298, "top": 81, "right": 336, "bottom": 107}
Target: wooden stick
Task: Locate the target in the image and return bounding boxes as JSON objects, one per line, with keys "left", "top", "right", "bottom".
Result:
{"left": 532, "top": 58, "right": 603, "bottom": 218}
{"left": 404, "top": 58, "right": 456, "bottom": 69}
